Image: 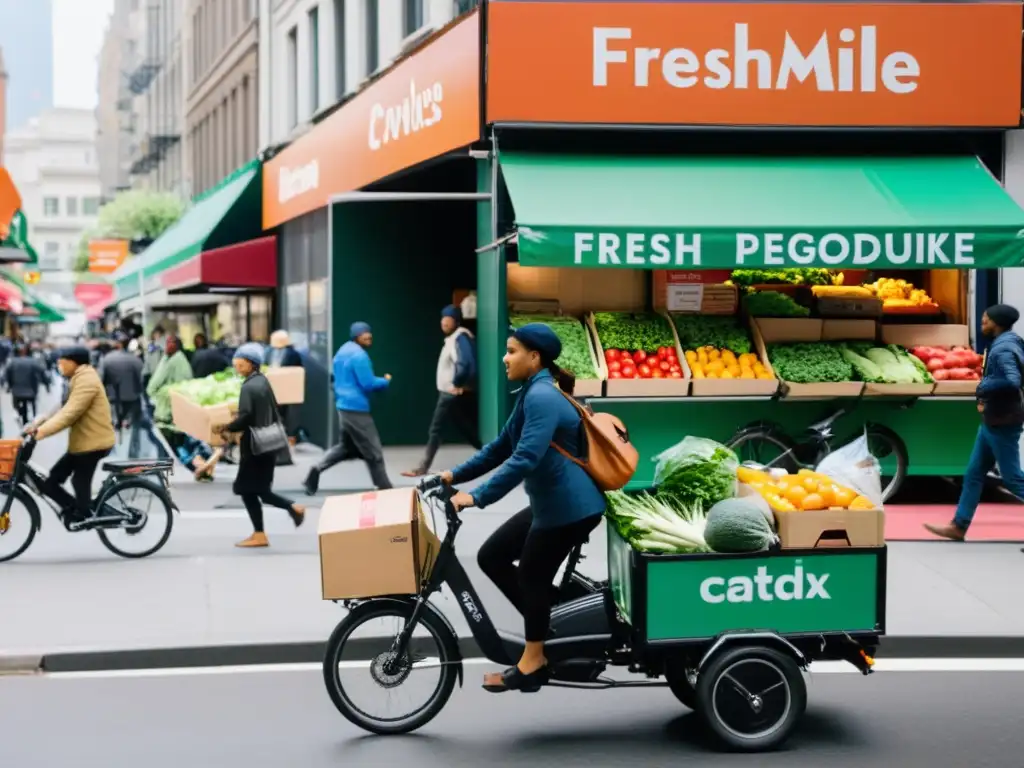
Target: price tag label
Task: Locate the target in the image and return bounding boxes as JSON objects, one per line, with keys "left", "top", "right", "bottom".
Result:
{"left": 667, "top": 284, "right": 704, "bottom": 313}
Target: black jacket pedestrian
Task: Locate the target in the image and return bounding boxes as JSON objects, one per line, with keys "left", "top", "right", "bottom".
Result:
{"left": 5, "top": 356, "right": 45, "bottom": 400}
{"left": 191, "top": 346, "right": 230, "bottom": 379}
{"left": 101, "top": 349, "right": 145, "bottom": 404}
{"left": 224, "top": 372, "right": 281, "bottom": 495}
{"left": 265, "top": 345, "right": 302, "bottom": 368}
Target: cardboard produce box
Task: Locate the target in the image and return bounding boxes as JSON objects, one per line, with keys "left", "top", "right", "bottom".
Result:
{"left": 882, "top": 324, "right": 977, "bottom": 396}
{"left": 684, "top": 315, "right": 780, "bottom": 397}
{"left": 169, "top": 391, "right": 236, "bottom": 446}
{"left": 588, "top": 310, "right": 690, "bottom": 397}
{"left": 265, "top": 366, "right": 306, "bottom": 405}
{"left": 754, "top": 318, "right": 865, "bottom": 399}
{"left": 574, "top": 317, "right": 605, "bottom": 398}
{"left": 318, "top": 488, "right": 441, "bottom": 600}
{"left": 509, "top": 309, "right": 606, "bottom": 398}
{"left": 775, "top": 507, "right": 885, "bottom": 549}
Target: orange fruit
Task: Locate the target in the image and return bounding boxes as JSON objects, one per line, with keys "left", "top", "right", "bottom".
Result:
{"left": 817, "top": 486, "right": 836, "bottom": 507}
{"left": 833, "top": 488, "right": 856, "bottom": 507}
{"left": 801, "top": 493, "right": 826, "bottom": 511}
{"left": 784, "top": 485, "right": 808, "bottom": 505}
{"left": 801, "top": 476, "right": 819, "bottom": 493}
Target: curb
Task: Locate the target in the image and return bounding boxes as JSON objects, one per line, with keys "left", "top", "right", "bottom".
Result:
{"left": 12, "top": 635, "right": 1024, "bottom": 674}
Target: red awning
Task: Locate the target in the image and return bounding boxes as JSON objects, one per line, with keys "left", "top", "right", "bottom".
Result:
{"left": 84, "top": 300, "right": 109, "bottom": 320}
{"left": 161, "top": 236, "right": 277, "bottom": 292}
{"left": 0, "top": 276, "right": 25, "bottom": 314}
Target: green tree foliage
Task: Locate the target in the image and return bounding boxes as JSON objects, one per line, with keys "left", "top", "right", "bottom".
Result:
{"left": 74, "top": 190, "right": 185, "bottom": 274}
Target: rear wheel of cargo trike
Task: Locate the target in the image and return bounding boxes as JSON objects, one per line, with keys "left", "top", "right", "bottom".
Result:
{"left": 323, "top": 600, "right": 460, "bottom": 735}
{"left": 664, "top": 658, "right": 698, "bottom": 709}
{"left": 696, "top": 645, "right": 806, "bottom": 752}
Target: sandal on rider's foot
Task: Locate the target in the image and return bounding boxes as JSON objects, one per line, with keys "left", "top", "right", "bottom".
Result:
{"left": 482, "top": 665, "right": 549, "bottom": 694}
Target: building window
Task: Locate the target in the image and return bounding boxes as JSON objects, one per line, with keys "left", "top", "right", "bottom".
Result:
{"left": 43, "top": 197, "right": 59, "bottom": 216}
{"left": 83, "top": 197, "right": 100, "bottom": 216}
{"left": 309, "top": 5, "right": 320, "bottom": 114}
{"left": 403, "top": 0, "right": 423, "bottom": 36}
{"left": 287, "top": 26, "right": 298, "bottom": 128}
{"left": 334, "top": 0, "right": 346, "bottom": 98}
{"left": 365, "top": 0, "right": 378, "bottom": 74}
{"left": 44, "top": 242, "right": 59, "bottom": 256}
{"left": 242, "top": 75, "right": 251, "bottom": 158}
{"left": 66, "top": 197, "right": 78, "bottom": 216}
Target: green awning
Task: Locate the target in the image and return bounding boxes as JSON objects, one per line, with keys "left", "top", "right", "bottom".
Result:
{"left": 0, "top": 211, "right": 39, "bottom": 264}
{"left": 0, "top": 269, "right": 65, "bottom": 323}
{"left": 500, "top": 154, "right": 1024, "bottom": 270}
{"left": 114, "top": 159, "right": 262, "bottom": 299}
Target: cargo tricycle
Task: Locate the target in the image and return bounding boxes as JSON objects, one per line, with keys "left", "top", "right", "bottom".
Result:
{"left": 322, "top": 476, "right": 884, "bottom": 752}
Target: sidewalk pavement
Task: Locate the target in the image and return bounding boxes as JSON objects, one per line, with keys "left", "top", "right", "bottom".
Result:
{"left": 4, "top": 492, "right": 1024, "bottom": 673}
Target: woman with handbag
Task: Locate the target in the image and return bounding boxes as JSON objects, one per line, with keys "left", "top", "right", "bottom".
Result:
{"left": 220, "top": 343, "right": 305, "bottom": 549}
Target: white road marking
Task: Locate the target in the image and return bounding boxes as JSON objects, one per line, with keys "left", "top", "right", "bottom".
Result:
{"left": 30, "top": 657, "right": 1024, "bottom": 681}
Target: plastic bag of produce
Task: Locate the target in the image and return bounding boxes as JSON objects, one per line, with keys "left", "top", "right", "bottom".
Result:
{"left": 814, "top": 433, "right": 884, "bottom": 508}
{"left": 653, "top": 436, "right": 738, "bottom": 509}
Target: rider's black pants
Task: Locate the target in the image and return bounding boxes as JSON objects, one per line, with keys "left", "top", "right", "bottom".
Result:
{"left": 45, "top": 449, "right": 110, "bottom": 519}
{"left": 478, "top": 507, "right": 602, "bottom": 643}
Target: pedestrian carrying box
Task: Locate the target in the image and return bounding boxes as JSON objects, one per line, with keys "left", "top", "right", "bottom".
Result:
{"left": 265, "top": 366, "right": 306, "bottom": 405}
{"left": 169, "top": 391, "right": 236, "bottom": 446}
{"left": 607, "top": 526, "right": 886, "bottom": 644}
{"left": 318, "top": 488, "right": 441, "bottom": 600}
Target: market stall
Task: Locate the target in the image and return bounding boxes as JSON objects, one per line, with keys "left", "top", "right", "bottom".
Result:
{"left": 475, "top": 0, "right": 1024, "bottom": 489}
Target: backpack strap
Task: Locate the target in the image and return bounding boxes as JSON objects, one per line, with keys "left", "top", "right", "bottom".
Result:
{"left": 548, "top": 386, "right": 590, "bottom": 469}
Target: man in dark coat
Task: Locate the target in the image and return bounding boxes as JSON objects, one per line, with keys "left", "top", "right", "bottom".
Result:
{"left": 191, "top": 333, "right": 230, "bottom": 379}
{"left": 5, "top": 344, "right": 47, "bottom": 426}
{"left": 100, "top": 333, "right": 146, "bottom": 457}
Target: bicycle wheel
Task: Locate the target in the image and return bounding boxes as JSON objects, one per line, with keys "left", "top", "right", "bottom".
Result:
{"left": 0, "top": 486, "right": 40, "bottom": 563}
{"left": 95, "top": 477, "right": 174, "bottom": 559}
{"left": 728, "top": 426, "right": 800, "bottom": 473}
{"left": 323, "top": 600, "right": 460, "bottom": 735}
{"left": 864, "top": 425, "right": 908, "bottom": 503}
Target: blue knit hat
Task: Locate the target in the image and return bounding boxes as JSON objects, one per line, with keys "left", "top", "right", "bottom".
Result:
{"left": 233, "top": 342, "right": 265, "bottom": 366}
{"left": 350, "top": 321, "right": 372, "bottom": 339}
{"left": 512, "top": 323, "right": 561, "bottom": 363}
{"left": 441, "top": 305, "right": 462, "bottom": 324}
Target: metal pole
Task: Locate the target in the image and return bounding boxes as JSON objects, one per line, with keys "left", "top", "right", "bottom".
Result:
{"left": 139, "top": 269, "right": 148, "bottom": 334}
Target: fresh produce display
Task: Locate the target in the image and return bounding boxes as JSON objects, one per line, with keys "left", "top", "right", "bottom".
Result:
{"left": 839, "top": 343, "right": 934, "bottom": 384}
{"left": 737, "top": 466, "right": 876, "bottom": 513}
{"left": 169, "top": 368, "right": 243, "bottom": 405}
{"left": 743, "top": 290, "right": 810, "bottom": 317}
{"left": 510, "top": 314, "right": 599, "bottom": 380}
{"left": 703, "top": 498, "right": 778, "bottom": 553}
{"left": 868, "top": 278, "right": 938, "bottom": 310}
{"left": 729, "top": 268, "right": 834, "bottom": 287}
{"left": 605, "top": 490, "right": 710, "bottom": 554}
{"left": 653, "top": 437, "right": 738, "bottom": 510}
{"left": 685, "top": 347, "right": 774, "bottom": 380}
{"left": 909, "top": 345, "right": 983, "bottom": 381}
{"left": 811, "top": 285, "right": 874, "bottom": 298}
{"left": 768, "top": 343, "right": 853, "bottom": 383}
{"left": 593, "top": 312, "right": 682, "bottom": 380}
{"left": 671, "top": 314, "right": 752, "bottom": 355}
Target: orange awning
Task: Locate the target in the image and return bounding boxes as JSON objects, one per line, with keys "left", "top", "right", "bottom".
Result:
{"left": 0, "top": 169, "right": 23, "bottom": 240}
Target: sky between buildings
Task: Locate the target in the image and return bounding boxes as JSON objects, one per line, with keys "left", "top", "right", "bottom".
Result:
{"left": 52, "top": 0, "right": 114, "bottom": 110}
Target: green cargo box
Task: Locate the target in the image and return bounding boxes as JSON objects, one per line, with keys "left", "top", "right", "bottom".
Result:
{"left": 608, "top": 527, "right": 886, "bottom": 646}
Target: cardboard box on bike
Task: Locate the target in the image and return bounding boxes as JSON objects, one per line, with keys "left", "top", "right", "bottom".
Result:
{"left": 169, "top": 391, "right": 236, "bottom": 446}
{"left": 318, "top": 488, "right": 441, "bottom": 600}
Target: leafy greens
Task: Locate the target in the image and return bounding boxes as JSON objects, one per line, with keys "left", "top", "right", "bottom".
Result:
{"left": 510, "top": 314, "right": 598, "bottom": 379}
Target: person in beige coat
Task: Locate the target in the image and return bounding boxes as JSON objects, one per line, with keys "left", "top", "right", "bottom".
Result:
{"left": 27, "top": 347, "right": 116, "bottom": 523}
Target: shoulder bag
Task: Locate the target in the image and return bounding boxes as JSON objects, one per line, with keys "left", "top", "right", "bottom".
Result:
{"left": 249, "top": 375, "right": 290, "bottom": 456}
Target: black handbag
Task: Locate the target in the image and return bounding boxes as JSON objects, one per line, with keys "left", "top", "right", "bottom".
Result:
{"left": 250, "top": 420, "right": 289, "bottom": 456}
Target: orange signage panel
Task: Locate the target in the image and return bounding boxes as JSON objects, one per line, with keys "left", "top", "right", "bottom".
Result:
{"left": 0, "top": 168, "right": 23, "bottom": 239}
{"left": 262, "top": 10, "right": 481, "bottom": 229}
{"left": 487, "top": 1, "right": 1023, "bottom": 128}
{"left": 88, "top": 239, "right": 129, "bottom": 274}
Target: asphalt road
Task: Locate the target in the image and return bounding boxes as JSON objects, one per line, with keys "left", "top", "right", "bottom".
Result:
{"left": 3, "top": 662, "right": 1023, "bottom": 766}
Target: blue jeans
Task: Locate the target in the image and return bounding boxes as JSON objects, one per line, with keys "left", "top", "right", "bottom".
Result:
{"left": 954, "top": 423, "right": 1024, "bottom": 529}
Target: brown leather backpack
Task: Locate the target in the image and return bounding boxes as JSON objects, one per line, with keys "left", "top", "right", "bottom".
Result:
{"left": 550, "top": 389, "right": 639, "bottom": 491}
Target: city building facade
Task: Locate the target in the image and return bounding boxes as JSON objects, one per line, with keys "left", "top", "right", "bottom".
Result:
{"left": 185, "top": 0, "right": 259, "bottom": 196}
{"left": 96, "top": 0, "right": 139, "bottom": 202}
{"left": 3, "top": 108, "right": 102, "bottom": 292}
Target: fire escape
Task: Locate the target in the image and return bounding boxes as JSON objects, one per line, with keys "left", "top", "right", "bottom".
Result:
{"left": 129, "top": 0, "right": 181, "bottom": 178}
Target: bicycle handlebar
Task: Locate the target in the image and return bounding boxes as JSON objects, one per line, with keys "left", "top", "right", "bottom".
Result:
{"left": 418, "top": 474, "right": 446, "bottom": 493}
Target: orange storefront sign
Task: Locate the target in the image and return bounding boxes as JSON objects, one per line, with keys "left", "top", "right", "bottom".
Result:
{"left": 88, "top": 239, "right": 129, "bottom": 274}
{"left": 262, "top": 10, "right": 481, "bottom": 229}
{"left": 0, "top": 168, "right": 23, "bottom": 239}
{"left": 487, "top": 1, "right": 1023, "bottom": 128}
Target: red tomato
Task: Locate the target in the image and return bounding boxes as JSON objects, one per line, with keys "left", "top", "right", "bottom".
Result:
{"left": 608, "top": 360, "right": 622, "bottom": 373}
{"left": 609, "top": 370, "right": 622, "bottom": 379}
{"left": 666, "top": 352, "right": 679, "bottom": 364}
{"left": 651, "top": 369, "right": 665, "bottom": 378}
{"left": 669, "top": 364, "right": 681, "bottom": 373}
{"left": 605, "top": 349, "right": 620, "bottom": 362}
{"left": 659, "top": 360, "right": 671, "bottom": 372}
{"left": 621, "top": 369, "right": 635, "bottom": 381}
{"left": 638, "top": 364, "right": 652, "bottom": 378}
{"left": 669, "top": 370, "right": 683, "bottom": 378}
{"left": 633, "top": 350, "right": 647, "bottom": 364}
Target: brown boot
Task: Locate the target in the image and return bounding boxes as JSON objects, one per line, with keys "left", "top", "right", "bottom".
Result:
{"left": 236, "top": 532, "right": 270, "bottom": 548}
{"left": 923, "top": 522, "right": 966, "bottom": 541}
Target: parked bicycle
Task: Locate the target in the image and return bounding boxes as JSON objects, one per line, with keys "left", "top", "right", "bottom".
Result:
{"left": 726, "top": 407, "right": 908, "bottom": 502}
{"left": 0, "top": 436, "right": 177, "bottom": 562}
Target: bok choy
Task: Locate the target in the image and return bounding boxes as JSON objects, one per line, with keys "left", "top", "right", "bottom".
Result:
{"left": 606, "top": 490, "right": 710, "bottom": 554}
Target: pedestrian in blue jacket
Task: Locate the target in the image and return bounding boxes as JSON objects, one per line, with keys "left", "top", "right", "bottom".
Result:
{"left": 926, "top": 304, "right": 1024, "bottom": 541}
{"left": 438, "top": 322, "right": 605, "bottom": 694}
{"left": 304, "top": 322, "right": 393, "bottom": 493}
{"left": 402, "top": 305, "right": 482, "bottom": 477}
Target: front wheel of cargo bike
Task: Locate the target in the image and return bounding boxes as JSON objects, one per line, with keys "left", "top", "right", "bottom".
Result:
{"left": 696, "top": 645, "right": 806, "bottom": 753}
{"left": 323, "top": 600, "right": 460, "bottom": 735}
